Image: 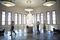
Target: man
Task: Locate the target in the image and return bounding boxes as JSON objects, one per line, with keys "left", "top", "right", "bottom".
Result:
{"left": 10, "top": 21, "right": 16, "bottom": 36}
{"left": 37, "top": 21, "right": 40, "bottom": 33}
{"left": 43, "top": 23, "right": 46, "bottom": 32}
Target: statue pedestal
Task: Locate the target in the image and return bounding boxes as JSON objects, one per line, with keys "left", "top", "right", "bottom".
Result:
{"left": 27, "top": 26, "right": 33, "bottom": 33}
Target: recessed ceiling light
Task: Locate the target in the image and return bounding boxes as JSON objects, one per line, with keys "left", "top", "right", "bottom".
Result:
{"left": 0, "top": 1, "right": 15, "bottom": 7}
{"left": 43, "top": 1, "right": 56, "bottom": 7}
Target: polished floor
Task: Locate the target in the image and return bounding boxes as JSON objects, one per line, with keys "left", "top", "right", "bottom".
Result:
{"left": 0, "top": 30, "right": 60, "bottom": 40}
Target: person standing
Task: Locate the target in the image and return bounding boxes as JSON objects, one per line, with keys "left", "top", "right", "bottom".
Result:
{"left": 37, "top": 21, "right": 40, "bottom": 33}
{"left": 43, "top": 23, "right": 46, "bottom": 32}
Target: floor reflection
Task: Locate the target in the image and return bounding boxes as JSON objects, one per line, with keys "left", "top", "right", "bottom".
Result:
{"left": 0, "top": 30, "right": 60, "bottom": 40}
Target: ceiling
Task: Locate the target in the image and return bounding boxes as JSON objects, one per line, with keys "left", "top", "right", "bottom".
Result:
{"left": 0, "top": 0, "right": 57, "bottom": 12}
{"left": 14, "top": 0, "right": 45, "bottom": 8}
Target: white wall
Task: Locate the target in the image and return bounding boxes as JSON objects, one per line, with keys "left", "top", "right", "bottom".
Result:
{"left": 0, "top": 0, "right": 60, "bottom": 32}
